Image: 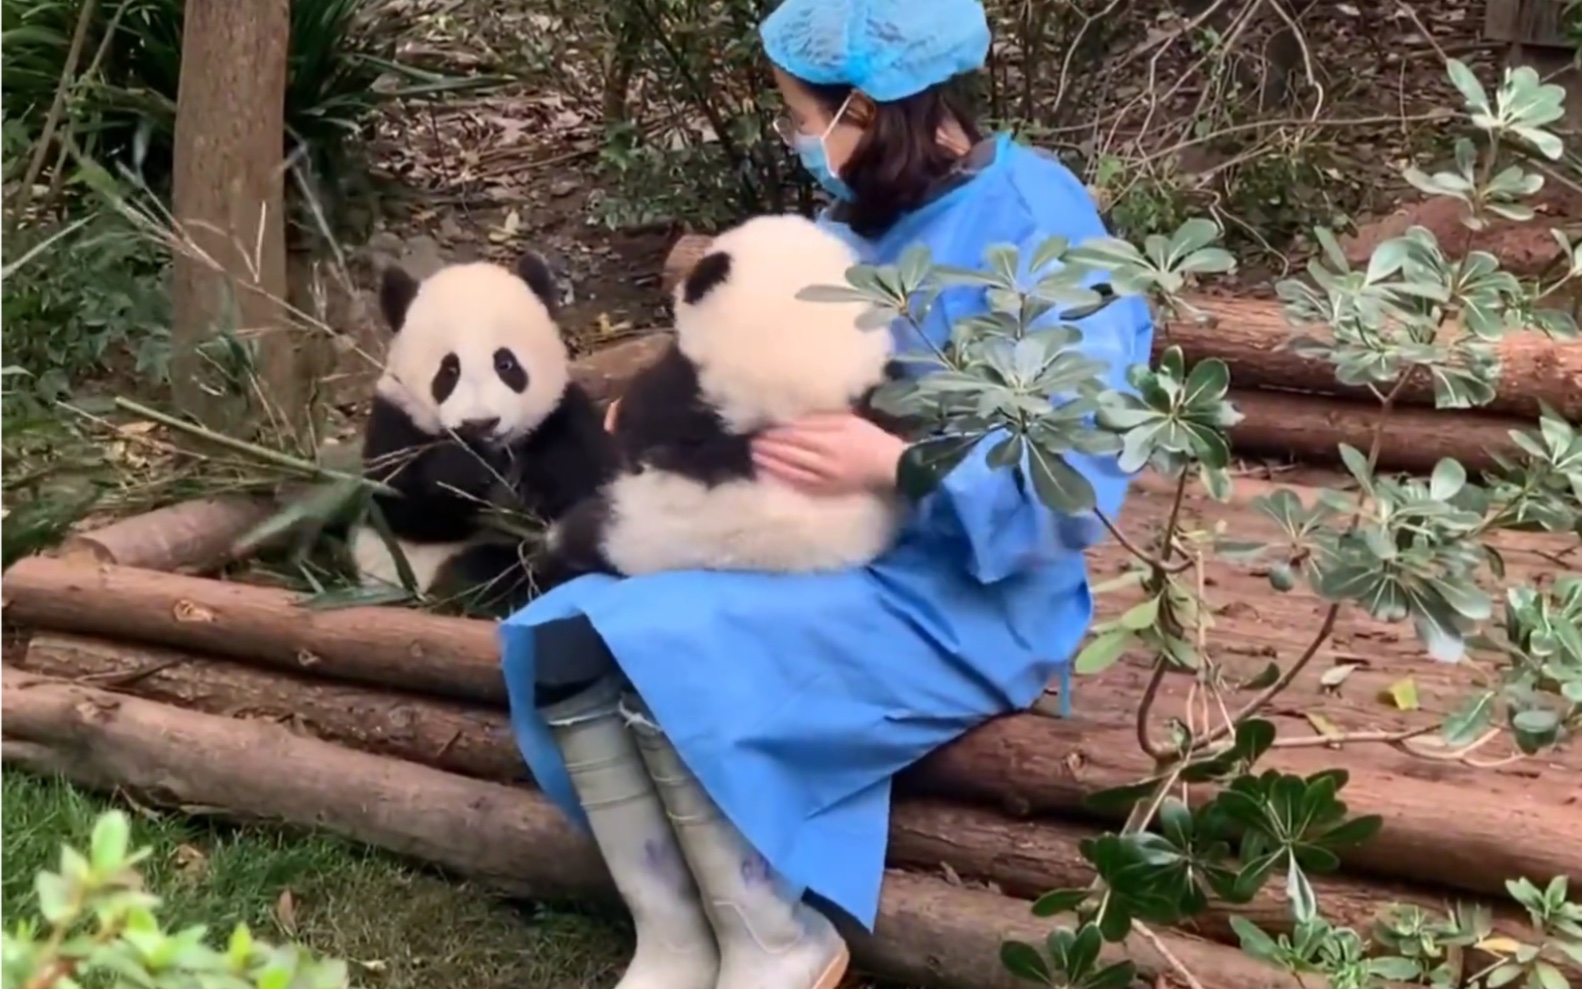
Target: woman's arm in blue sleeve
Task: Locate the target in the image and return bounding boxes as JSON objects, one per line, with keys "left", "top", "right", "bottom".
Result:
{"left": 911, "top": 267, "right": 1156, "bottom": 586}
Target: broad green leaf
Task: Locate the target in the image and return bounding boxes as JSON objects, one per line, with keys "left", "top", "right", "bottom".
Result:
{"left": 1086, "top": 961, "right": 1137, "bottom": 989}
{"left": 1285, "top": 861, "right": 1317, "bottom": 923}
{"left": 998, "top": 940, "right": 1051, "bottom": 982}
{"left": 1446, "top": 58, "right": 1490, "bottom": 113}
{"left": 897, "top": 434, "right": 984, "bottom": 502}
{"left": 1429, "top": 457, "right": 1467, "bottom": 501}
{"left": 1167, "top": 217, "right": 1220, "bottom": 261}
{"left": 1442, "top": 690, "right": 1497, "bottom": 746}
{"left": 1074, "top": 629, "right": 1132, "bottom": 675}
{"left": 796, "top": 284, "right": 878, "bottom": 304}
{"left": 1368, "top": 956, "right": 1423, "bottom": 980}
{"left": 89, "top": 811, "right": 132, "bottom": 874}
{"left": 1511, "top": 707, "right": 1563, "bottom": 753}
{"left": 1065, "top": 924, "right": 1103, "bottom": 978}
{"left": 1177, "top": 247, "right": 1237, "bottom": 275}
{"left": 1534, "top": 962, "right": 1571, "bottom": 989}
{"left": 1364, "top": 238, "right": 1410, "bottom": 284}
{"left": 1027, "top": 235, "right": 1070, "bottom": 275}
{"left": 1181, "top": 358, "right": 1231, "bottom": 407}
{"left": 1337, "top": 442, "right": 1374, "bottom": 491}
{"left": 1228, "top": 916, "right": 1280, "bottom": 959}
{"left": 1117, "top": 595, "right": 1161, "bottom": 631}
{"left": 35, "top": 871, "right": 71, "bottom": 924}
{"left": 1027, "top": 446, "right": 1098, "bottom": 515}
{"left": 1029, "top": 887, "right": 1089, "bottom": 918}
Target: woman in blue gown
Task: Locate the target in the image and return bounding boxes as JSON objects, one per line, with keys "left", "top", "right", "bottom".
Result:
{"left": 498, "top": 1, "right": 1156, "bottom": 987}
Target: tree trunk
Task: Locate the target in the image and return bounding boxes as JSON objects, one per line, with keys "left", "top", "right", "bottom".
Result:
{"left": 16, "top": 631, "right": 1531, "bottom": 948}
{"left": 168, "top": 0, "right": 306, "bottom": 437}
{"left": 4, "top": 552, "right": 1579, "bottom": 902}
{"left": 661, "top": 235, "right": 1582, "bottom": 421}
{"left": 0, "top": 667, "right": 1310, "bottom": 989}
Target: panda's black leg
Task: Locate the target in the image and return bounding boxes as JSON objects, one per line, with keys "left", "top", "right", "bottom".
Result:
{"left": 429, "top": 542, "right": 535, "bottom": 619}
{"left": 535, "top": 495, "right": 619, "bottom": 593}
{"left": 532, "top": 616, "right": 621, "bottom": 707}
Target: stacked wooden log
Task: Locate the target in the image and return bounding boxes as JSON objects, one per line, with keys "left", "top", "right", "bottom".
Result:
{"left": 660, "top": 235, "right": 1582, "bottom": 475}
{"left": 3, "top": 270, "right": 1580, "bottom": 988}
{"left": 4, "top": 465, "right": 1581, "bottom": 988}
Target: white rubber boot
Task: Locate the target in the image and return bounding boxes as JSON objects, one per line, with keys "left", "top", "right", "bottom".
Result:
{"left": 623, "top": 695, "right": 850, "bottom": 989}
{"left": 544, "top": 678, "right": 720, "bottom": 989}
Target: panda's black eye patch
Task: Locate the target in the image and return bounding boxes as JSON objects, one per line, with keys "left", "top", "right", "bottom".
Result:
{"left": 432, "top": 353, "right": 461, "bottom": 404}
{"left": 493, "top": 347, "right": 528, "bottom": 393}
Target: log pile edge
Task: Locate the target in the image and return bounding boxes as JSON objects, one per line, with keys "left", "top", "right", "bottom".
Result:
{"left": 0, "top": 667, "right": 1310, "bottom": 989}
{"left": 4, "top": 555, "right": 1578, "bottom": 904}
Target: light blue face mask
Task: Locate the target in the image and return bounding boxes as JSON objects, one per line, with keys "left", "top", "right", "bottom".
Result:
{"left": 793, "top": 93, "right": 856, "bottom": 201}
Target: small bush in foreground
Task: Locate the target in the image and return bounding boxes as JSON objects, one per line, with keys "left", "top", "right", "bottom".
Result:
{"left": 2, "top": 809, "right": 350, "bottom": 989}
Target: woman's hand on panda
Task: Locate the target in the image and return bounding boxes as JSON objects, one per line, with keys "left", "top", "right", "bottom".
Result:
{"left": 751, "top": 412, "right": 905, "bottom": 496}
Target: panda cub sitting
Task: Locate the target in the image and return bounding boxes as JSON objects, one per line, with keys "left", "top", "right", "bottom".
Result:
{"left": 351, "top": 252, "right": 616, "bottom": 616}
{"left": 538, "top": 213, "right": 907, "bottom": 587}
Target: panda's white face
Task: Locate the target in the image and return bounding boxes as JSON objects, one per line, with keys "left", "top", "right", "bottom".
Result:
{"left": 376, "top": 257, "right": 571, "bottom": 446}
{"left": 674, "top": 213, "right": 892, "bottom": 432}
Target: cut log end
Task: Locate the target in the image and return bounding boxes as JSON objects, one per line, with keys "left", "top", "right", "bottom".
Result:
{"left": 57, "top": 496, "right": 278, "bottom": 574}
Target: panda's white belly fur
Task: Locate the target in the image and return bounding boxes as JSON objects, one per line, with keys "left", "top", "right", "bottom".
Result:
{"left": 597, "top": 469, "right": 904, "bottom": 576}
{"left": 350, "top": 525, "right": 466, "bottom": 592}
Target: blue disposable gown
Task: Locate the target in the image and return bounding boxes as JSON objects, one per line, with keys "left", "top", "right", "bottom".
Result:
{"left": 500, "top": 133, "right": 1156, "bottom": 929}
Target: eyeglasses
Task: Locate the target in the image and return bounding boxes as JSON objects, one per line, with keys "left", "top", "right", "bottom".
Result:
{"left": 770, "top": 113, "right": 798, "bottom": 146}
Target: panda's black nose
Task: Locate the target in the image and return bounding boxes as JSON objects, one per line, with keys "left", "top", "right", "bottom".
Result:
{"left": 458, "top": 416, "right": 500, "bottom": 439}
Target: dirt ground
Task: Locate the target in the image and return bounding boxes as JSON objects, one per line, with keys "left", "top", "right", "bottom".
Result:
{"left": 327, "top": 0, "right": 1579, "bottom": 359}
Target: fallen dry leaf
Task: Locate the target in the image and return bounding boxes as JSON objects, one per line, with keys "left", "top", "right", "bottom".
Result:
{"left": 275, "top": 888, "right": 299, "bottom": 935}
{"left": 172, "top": 843, "right": 210, "bottom": 884}
{"left": 1381, "top": 677, "right": 1421, "bottom": 711}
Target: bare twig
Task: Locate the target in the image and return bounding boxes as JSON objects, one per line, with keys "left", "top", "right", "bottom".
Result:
{"left": 11, "top": 0, "right": 97, "bottom": 220}
{"left": 1134, "top": 920, "right": 1208, "bottom": 989}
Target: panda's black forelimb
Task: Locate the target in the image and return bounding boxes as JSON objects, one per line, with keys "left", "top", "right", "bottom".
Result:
{"left": 362, "top": 395, "right": 502, "bottom": 543}
{"left": 612, "top": 345, "right": 754, "bottom": 486}
{"left": 508, "top": 382, "right": 620, "bottom": 522}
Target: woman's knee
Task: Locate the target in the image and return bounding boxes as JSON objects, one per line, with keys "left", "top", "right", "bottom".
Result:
{"left": 532, "top": 616, "right": 618, "bottom": 707}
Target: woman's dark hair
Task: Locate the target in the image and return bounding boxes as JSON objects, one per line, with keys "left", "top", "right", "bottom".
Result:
{"left": 801, "top": 74, "right": 983, "bottom": 239}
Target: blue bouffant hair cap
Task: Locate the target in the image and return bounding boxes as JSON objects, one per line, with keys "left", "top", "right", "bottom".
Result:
{"left": 759, "top": 0, "right": 991, "bottom": 103}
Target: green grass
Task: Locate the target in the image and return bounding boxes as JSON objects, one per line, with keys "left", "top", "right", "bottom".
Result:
{"left": 1, "top": 772, "right": 630, "bottom": 987}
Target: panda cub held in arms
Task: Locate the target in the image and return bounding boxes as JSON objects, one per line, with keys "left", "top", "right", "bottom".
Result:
{"left": 538, "top": 213, "right": 907, "bottom": 588}
{"left": 351, "top": 252, "right": 616, "bottom": 616}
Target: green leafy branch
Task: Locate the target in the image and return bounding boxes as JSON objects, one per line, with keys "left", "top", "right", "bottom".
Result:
{"left": 805, "top": 57, "right": 1581, "bottom": 989}
{"left": 1, "top": 810, "right": 350, "bottom": 989}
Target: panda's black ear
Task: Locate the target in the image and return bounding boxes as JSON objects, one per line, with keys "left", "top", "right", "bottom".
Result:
{"left": 681, "top": 251, "right": 732, "bottom": 306}
{"left": 513, "top": 251, "right": 559, "bottom": 316}
{"left": 379, "top": 265, "right": 420, "bottom": 334}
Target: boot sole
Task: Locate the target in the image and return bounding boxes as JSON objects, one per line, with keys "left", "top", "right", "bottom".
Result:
{"left": 813, "top": 942, "right": 851, "bottom": 989}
